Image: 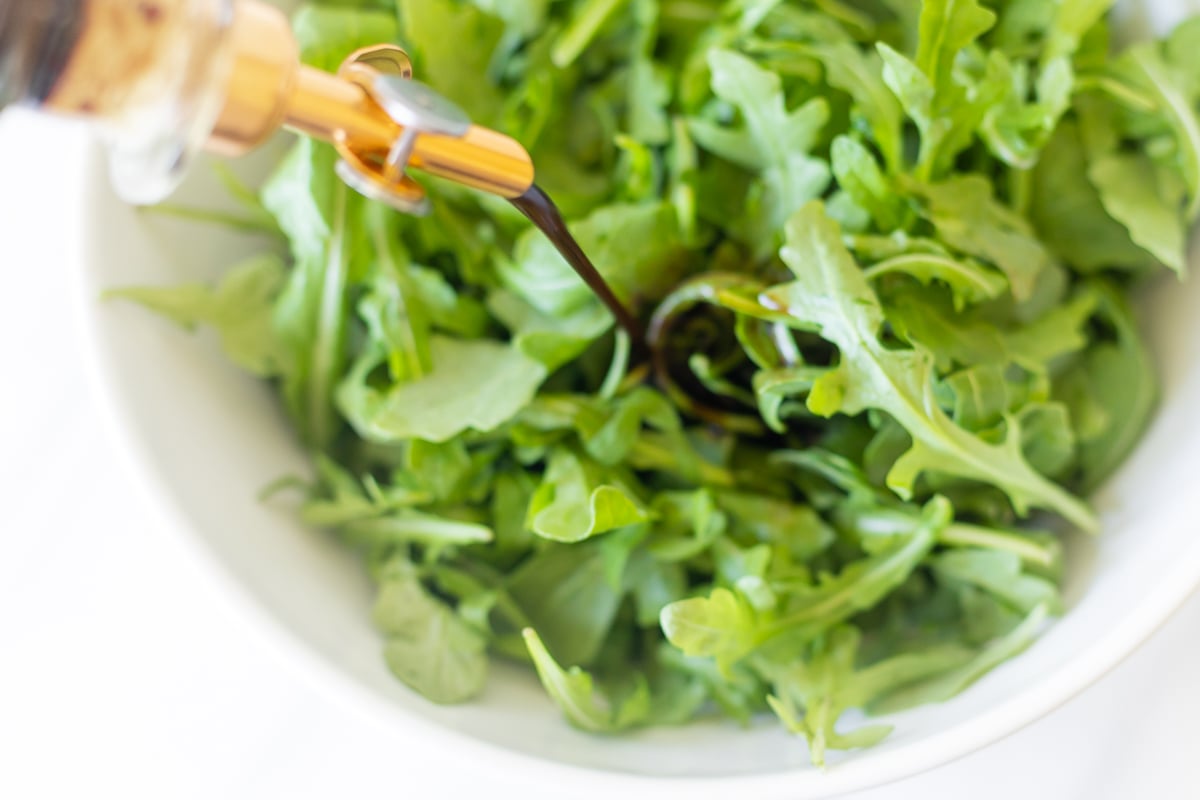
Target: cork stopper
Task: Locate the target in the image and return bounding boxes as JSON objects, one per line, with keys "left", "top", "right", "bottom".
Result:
{"left": 36, "top": 0, "right": 236, "bottom": 204}
{"left": 0, "top": 0, "right": 85, "bottom": 109}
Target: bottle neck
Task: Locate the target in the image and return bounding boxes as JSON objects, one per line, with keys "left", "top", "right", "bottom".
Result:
{"left": 0, "top": 0, "right": 86, "bottom": 109}
{"left": 13, "top": 0, "right": 238, "bottom": 205}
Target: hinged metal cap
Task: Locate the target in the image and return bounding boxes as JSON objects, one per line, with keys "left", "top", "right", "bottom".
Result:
{"left": 332, "top": 46, "right": 492, "bottom": 216}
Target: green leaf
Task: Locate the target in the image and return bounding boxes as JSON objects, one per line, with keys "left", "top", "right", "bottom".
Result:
{"left": 871, "top": 603, "right": 1050, "bottom": 714}
{"left": 1030, "top": 120, "right": 1152, "bottom": 272}
{"left": 979, "top": 55, "right": 1074, "bottom": 169}
{"left": 719, "top": 491, "right": 836, "bottom": 561}
{"left": 1089, "top": 153, "right": 1187, "bottom": 276}
{"left": 943, "top": 364, "right": 1021, "bottom": 430}
{"left": 1121, "top": 45, "right": 1200, "bottom": 218}
{"left": 108, "top": 255, "right": 287, "bottom": 376}
{"left": 831, "top": 136, "right": 910, "bottom": 232}
{"left": 764, "top": 204, "right": 1096, "bottom": 531}
{"left": 932, "top": 549, "right": 1062, "bottom": 614}
{"left": 292, "top": 4, "right": 398, "bottom": 72}
{"left": 339, "top": 336, "right": 548, "bottom": 444}
{"left": 523, "top": 629, "right": 649, "bottom": 733}
{"left": 508, "top": 543, "right": 626, "bottom": 667}
{"left": 373, "top": 563, "right": 488, "bottom": 704}
{"left": 399, "top": 0, "right": 506, "bottom": 125}
{"left": 763, "top": 498, "right": 948, "bottom": 643}
{"left": 262, "top": 139, "right": 356, "bottom": 448}
{"left": 660, "top": 587, "right": 763, "bottom": 674}
{"left": 691, "top": 49, "right": 832, "bottom": 254}
{"left": 1069, "top": 282, "right": 1159, "bottom": 491}
{"left": 344, "top": 512, "right": 495, "bottom": 548}
{"left": 864, "top": 252, "right": 1008, "bottom": 312}
{"left": 765, "top": 628, "right": 893, "bottom": 768}
{"left": 527, "top": 450, "right": 651, "bottom": 543}
{"left": 911, "top": 175, "right": 1053, "bottom": 302}
{"left": 815, "top": 43, "right": 904, "bottom": 172}
{"left": 915, "top": 0, "right": 997, "bottom": 93}
{"left": 881, "top": 11, "right": 1006, "bottom": 179}
{"left": 1045, "top": 0, "right": 1117, "bottom": 62}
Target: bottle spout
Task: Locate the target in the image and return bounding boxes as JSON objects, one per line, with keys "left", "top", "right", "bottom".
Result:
{"left": 206, "top": 2, "right": 535, "bottom": 214}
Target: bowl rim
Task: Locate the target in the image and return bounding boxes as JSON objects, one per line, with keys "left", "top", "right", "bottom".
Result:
{"left": 75, "top": 144, "right": 1200, "bottom": 799}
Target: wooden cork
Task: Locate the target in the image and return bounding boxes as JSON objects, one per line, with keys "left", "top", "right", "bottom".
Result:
{"left": 44, "top": 0, "right": 195, "bottom": 118}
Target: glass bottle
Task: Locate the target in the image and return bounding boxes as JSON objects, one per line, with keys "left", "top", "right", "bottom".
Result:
{"left": 0, "top": 0, "right": 241, "bottom": 203}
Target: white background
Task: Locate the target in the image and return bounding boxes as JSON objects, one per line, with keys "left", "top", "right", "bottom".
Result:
{"left": 2, "top": 111, "right": 1199, "bottom": 800}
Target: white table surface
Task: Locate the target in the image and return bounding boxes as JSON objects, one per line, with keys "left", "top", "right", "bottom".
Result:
{"left": 2, "top": 110, "right": 1199, "bottom": 800}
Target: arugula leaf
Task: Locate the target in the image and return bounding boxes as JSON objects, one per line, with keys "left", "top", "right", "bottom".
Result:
{"left": 398, "top": 0, "right": 506, "bottom": 125}
{"left": 338, "top": 336, "right": 547, "bottom": 444}
{"left": 870, "top": 603, "right": 1050, "bottom": 714}
{"left": 108, "top": 255, "right": 287, "bottom": 376}
{"left": 524, "top": 629, "right": 650, "bottom": 733}
{"left": 763, "top": 203, "right": 1096, "bottom": 531}
{"left": 763, "top": 624, "right": 978, "bottom": 767}
{"left": 527, "top": 450, "right": 651, "bottom": 543}
{"left": 764, "top": 627, "right": 894, "bottom": 768}
{"left": 508, "top": 542, "right": 627, "bottom": 667}
{"left": 1089, "top": 153, "right": 1188, "bottom": 276}
{"left": 815, "top": 42, "right": 904, "bottom": 172}
{"left": 660, "top": 587, "right": 763, "bottom": 674}
{"left": 373, "top": 561, "right": 489, "bottom": 704}
{"left": 1067, "top": 281, "right": 1159, "bottom": 491}
{"left": 262, "top": 139, "right": 361, "bottom": 449}
{"left": 932, "top": 549, "right": 1062, "bottom": 615}
{"left": 915, "top": 0, "right": 997, "bottom": 93}
{"left": 910, "top": 175, "right": 1053, "bottom": 302}
{"left": 690, "top": 48, "right": 832, "bottom": 254}
{"left": 1120, "top": 45, "right": 1200, "bottom": 218}
{"left": 880, "top": 2, "right": 1005, "bottom": 180}
{"left": 1030, "top": 119, "right": 1152, "bottom": 272}
{"left": 292, "top": 4, "right": 398, "bottom": 72}
{"left": 864, "top": 251, "right": 1008, "bottom": 312}
{"left": 831, "top": 135, "right": 910, "bottom": 232}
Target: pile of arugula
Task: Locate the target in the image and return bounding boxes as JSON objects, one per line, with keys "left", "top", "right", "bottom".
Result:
{"left": 117, "top": 0, "right": 1200, "bottom": 766}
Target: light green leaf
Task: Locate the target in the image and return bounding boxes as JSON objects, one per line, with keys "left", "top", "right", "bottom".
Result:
{"left": 912, "top": 175, "right": 1053, "bottom": 302}
{"left": 527, "top": 450, "right": 651, "bottom": 543}
{"left": 523, "top": 629, "right": 649, "bottom": 733}
{"left": 831, "top": 136, "right": 910, "bottom": 232}
{"left": 292, "top": 5, "right": 398, "bottom": 72}
{"left": 339, "top": 336, "right": 547, "bottom": 444}
{"left": 815, "top": 43, "right": 904, "bottom": 172}
{"left": 764, "top": 203, "right": 1096, "bottom": 531}
{"left": 691, "top": 49, "right": 832, "bottom": 253}
{"left": 1030, "top": 120, "right": 1152, "bottom": 272}
{"left": 915, "top": 0, "right": 997, "bottom": 92}
{"left": 661, "top": 587, "right": 763, "bottom": 674}
{"left": 871, "top": 603, "right": 1050, "bottom": 714}
{"left": 865, "top": 252, "right": 1008, "bottom": 312}
{"left": 508, "top": 543, "right": 627, "bottom": 667}
{"left": 108, "top": 255, "right": 287, "bottom": 377}
{"left": 932, "top": 549, "right": 1062, "bottom": 615}
{"left": 1089, "top": 153, "right": 1188, "bottom": 275}
{"left": 1122, "top": 45, "right": 1200, "bottom": 218}
{"left": 344, "top": 512, "right": 495, "bottom": 548}
{"left": 374, "top": 563, "right": 488, "bottom": 704}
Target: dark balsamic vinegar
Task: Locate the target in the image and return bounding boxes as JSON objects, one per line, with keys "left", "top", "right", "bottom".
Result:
{"left": 510, "top": 185, "right": 643, "bottom": 345}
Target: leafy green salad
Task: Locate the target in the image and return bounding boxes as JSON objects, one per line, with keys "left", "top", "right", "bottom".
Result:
{"left": 117, "top": 0, "right": 1200, "bottom": 766}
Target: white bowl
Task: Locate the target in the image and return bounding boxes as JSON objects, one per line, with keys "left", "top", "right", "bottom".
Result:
{"left": 78, "top": 2, "right": 1200, "bottom": 796}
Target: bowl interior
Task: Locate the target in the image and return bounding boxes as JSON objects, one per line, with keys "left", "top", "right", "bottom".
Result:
{"left": 78, "top": 1, "right": 1200, "bottom": 795}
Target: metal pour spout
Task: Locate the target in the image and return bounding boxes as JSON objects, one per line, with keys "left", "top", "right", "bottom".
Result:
{"left": 206, "top": 2, "right": 534, "bottom": 214}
